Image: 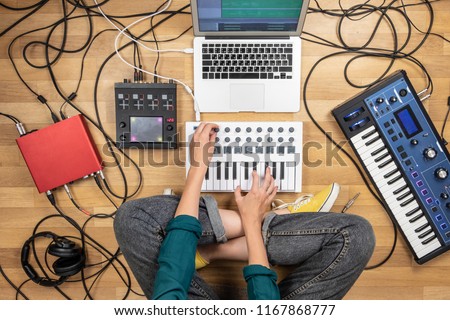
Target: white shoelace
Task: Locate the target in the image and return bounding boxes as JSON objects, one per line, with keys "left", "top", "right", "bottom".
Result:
{"left": 272, "top": 194, "right": 313, "bottom": 210}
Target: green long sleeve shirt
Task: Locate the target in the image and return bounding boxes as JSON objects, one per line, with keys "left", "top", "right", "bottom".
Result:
{"left": 152, "top": 215, "right": 280, "bottom": 300}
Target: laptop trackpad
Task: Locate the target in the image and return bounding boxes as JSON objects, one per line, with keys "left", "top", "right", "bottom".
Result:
{"left": 230, "top": 84, "right": 264, "bottom": 111}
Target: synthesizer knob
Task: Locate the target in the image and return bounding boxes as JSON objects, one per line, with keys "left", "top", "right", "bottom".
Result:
{"left": 399, "top": 89, "right": 407, "bottom": 97}
{"left": 376, "top": 97, "right": 384, "bottom": 104}
{"left": 389, "top": 96, "right": 398, "bottom": 103}
{"left": 424, "top": 147, "right": 437, "bottom": 160}
{"left": 411, "top": 139, "right": 419, "bottom": 145}
{"left": 441, "top": 192, "right": 449, "bottom": 199}
{"left": 435, "top": 168, "right": 448, "bottom": 180}
{"left": 119, "top": 122, "right": 126, "bottom": 128}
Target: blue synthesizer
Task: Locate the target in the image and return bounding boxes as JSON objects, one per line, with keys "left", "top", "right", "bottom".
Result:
{"left": 333, "top": 70, "right": 450, "bottom": 264}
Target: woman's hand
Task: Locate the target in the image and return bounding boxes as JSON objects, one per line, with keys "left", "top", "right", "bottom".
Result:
{"left": 234, "top": 167, "right": 278, "bottom": 225}
{"left": 189, "top": 122, "right": 219, "bottom": 173}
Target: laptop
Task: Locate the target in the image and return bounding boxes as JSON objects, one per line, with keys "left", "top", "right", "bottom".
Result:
{"left": 191, "top": 0, "right": 310, "bottom": 113}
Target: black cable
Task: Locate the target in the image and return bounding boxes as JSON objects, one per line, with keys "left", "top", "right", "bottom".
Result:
{"left": 440, "top": 97, "right": 450, "bottom": 143}
{"left": 0, "top": 0, "right": 49, "bottom": 37}
{"left": 0, "top": 112, "right": 20, "bottom": 124}
{"left": 0, "top": 265, "right": 29, "bottom": 300}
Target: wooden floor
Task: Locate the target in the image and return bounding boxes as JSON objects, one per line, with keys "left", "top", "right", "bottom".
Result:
{"left": 1, "top": 0, "right": 450, "bottom": 300}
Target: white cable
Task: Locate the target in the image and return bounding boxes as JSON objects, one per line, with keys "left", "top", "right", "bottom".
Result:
{"left": 93, "top": 0, "right": 200, "bottom": 121}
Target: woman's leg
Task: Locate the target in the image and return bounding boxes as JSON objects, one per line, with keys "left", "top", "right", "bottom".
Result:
{"left": 262, "top": 212, "right": 375, "bottom": 300}
{"left": 114, "top": 195, "right": 226, "bottom": 299}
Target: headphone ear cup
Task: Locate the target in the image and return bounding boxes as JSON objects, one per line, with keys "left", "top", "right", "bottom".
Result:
{"left": 48, "top": 238, "right": 82, "bottom": 259}
{"left": 52, "top": 255, "right": 85, "bottom": 277}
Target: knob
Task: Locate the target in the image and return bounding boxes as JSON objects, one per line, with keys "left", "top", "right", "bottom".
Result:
{"left": 435, "top": 168, "right": 448, "bottom": 180}
{"left": 441, "top": 192, "right": 449, "bottom": 199}
{"left": 446, "top": 203, "right": 450, "bottom": 209}
{"left": 376, "top": 97, "right": 384, "bottom": 104}
{"left": 424, "top": 147, "right": 437, "bottom": 159}
{"left": 389, "top": 96, "right": 398, "bottom": 103}
{"left": 119, "top": 122, "right": 126, "bottom": 128}
{"left": 167, "top": 125, "right": 173, "bottom": 131}
{"left": 399, "top": 89, "right": 407, "bottom": 97}
{"left": 411, "top": 139, "right": 418, "bottom": 145}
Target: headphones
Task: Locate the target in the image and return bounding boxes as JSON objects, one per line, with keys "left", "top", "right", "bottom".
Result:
{"left": 21, "top": 231, "right": 85, "bottom": 287}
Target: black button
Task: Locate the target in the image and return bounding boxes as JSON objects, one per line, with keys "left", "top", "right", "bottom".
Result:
{"left": 399, "top": 132, "right": 403, "bottom": 138}
{"left": 397, "top": 146, "right": 405, "bottom": 152}
{"left": 392, "top": 135, "right": 398, "bottom": 142}
{"left": 446, "top": 231, "right": 450, "bottom": 238}
{"left": 384, "top": 122, "right": 391, "bottom": 128}
{"left": 432, "top": 206, "right": 438, "bottom": 212}
{"left": 388, "top": 128, "right": 394, "bottom": 135}
{"left": 391, "top": 119, "right": 396, "bottom": 124}
{"left": 167, "top": 125, "right": 173, "bottom": 131}
{"left": 400, "top": 152, "right": 408, "bottom": 159}
{"left": 405, "top": 159, "right": 412, "bottom": 166}
{"left": 119, "top": 122, "right": 126, "bottom": 128}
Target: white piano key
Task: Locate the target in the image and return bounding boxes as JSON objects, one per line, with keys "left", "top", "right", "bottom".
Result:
{"left": 280, "top": 162, "right": 292, "bottom": 191}
{"left": 287, "top": 162, "right": 296, "bottom": 191}
{"left": 416, "top": 237, "right": 441, "bottom": 258}
{"left": 241, "top": 163, "right": 249, "bottom": 191}
{"left": 274, "top": 162, "right": 282, "bottom": 191}
{"left": 213, "top": 163, "right": 221, "bottom": 191}
{"left": 233, "top": 162, "right": 240, "bottom": 190}
{"left": 220, "top": 161, "right": 228, "bottom": 191}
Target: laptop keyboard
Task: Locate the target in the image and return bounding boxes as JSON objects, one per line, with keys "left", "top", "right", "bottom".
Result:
{"left": 201, "top": 42, "right": 293, "bottom": 80}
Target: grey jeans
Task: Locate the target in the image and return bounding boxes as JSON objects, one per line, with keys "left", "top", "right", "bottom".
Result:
{"left": 114, "top": 195, "right": 375, "bottom": 300}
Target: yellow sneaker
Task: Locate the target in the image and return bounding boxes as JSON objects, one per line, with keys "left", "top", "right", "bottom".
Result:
{"left": 195, "top": 250, "right": 209, "bottom": 270}
{"left": 272, "top": 183, "right": 340, "bottom": 213}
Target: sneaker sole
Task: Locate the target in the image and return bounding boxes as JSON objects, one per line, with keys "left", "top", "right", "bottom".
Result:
{"left": 318, "top": 183, "right": 340, "bottom": 212}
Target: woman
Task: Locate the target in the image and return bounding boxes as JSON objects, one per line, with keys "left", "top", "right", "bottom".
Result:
{"left": 114, "top": 123, "right": 375, "bottom": 300}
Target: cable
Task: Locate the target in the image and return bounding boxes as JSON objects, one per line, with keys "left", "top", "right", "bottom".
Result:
{"left": 0, "top": 265, "right": 29, "bottom": 300}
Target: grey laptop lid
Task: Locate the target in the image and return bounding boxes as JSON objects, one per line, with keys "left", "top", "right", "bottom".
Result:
{"left": 191, "top": 0, "right": 310, "bottom": 37}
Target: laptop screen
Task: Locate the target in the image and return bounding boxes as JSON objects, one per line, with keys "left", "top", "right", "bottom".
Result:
{"left": 195, "top": 0, "right": 306, "bottom": 33}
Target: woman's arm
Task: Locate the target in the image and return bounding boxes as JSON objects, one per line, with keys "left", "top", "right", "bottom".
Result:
{"left": 152, "top": 123, "right": 218, "bottom": 300}
{"left": 234, "top": 168, "right": 281, "bottom": 300}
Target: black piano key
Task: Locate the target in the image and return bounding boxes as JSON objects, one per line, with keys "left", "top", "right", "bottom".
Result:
{"left": 233, "top": 162, "right": 237, "bottom": 180}
{"left": 396, "top": 191, "right": 412, "bottom": 201}
{"left": 405, "top": 207, "right": 421, "bottom": 217}
{"left": 280, "top": 162, "right": 285, "bottom": 180}
{"left": 378, "top": 158, "right": 394, "bottom": 169}
{"left": 371, "top": 146, "right": 386, "bottom": 156}
{"left": 384, "top": 168, "right": 399, "bottom": 179}
{"left": 205, "top": 167, "right": 210, "bottom": 180}
{"left": 418, "top": 228, "right": 433, "bottom": 239}
{"left": 225, "top": 162, "right": 230, "bottom": 180}
{"left": 374, "top": 152, "right": 390, "bottom": 163}
{"left": 409, "top": 213, "right": 424, "bottom": 223}
{"left": 365, "top": 136, "right": 381, "bottom": 146}
{"left": 272, "top": 162, "right": 277, "bottom": 179}
{"left": 234, "top": 146, "right": 242, "bottom": 154}
{"left": 387, "top": 174, "right": 402, "bottom": 185}
{"left": 421, "top": 235, "right": 437, "bottom": 245}
{"left": 217, "top": 162, "right": 221, "bottom": 180}
{"left": 393, "top": 184, "right": 408, "bottom": 195}
{"left": 253, "top": 162, "right": 257, "bottom": 171}
{"left": 361, "top": 129, "right": 377, "bottom": 140}
{"left": 415, "top": 222, "right": 429, "bottom": 233}
{"left": 400, "top": 196, "right": 415, "bottom": 207}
